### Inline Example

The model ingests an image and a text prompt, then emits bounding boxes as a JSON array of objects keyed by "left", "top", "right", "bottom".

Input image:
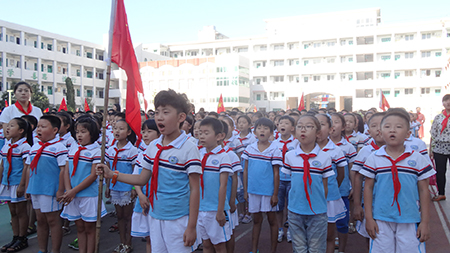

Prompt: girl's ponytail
[{"left": 13, "top": 117, "right": 33, "bottom": 146}]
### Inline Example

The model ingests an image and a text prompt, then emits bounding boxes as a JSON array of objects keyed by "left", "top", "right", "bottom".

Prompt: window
[
  {"left": 313, "top": 43, "right": 321, "bottom": 48},
  {"left": 86, "top": 52, "right": 93, "bottom": 59},
  {"left": 395, "top": 72, "right": 400, "bottom": 79},
  {"left": 395, "top": 90, "right": 400, "bottom": 97},
  {"left": 274, "top": 60, "right": 284, "bottom": 67},
  {"left": 422, "top": 70, "right": 431, "bottom": 76},
  {"left": 405, "top": 35, "right": 414, "bottom": 41},
  {"left": 98, "top": 89, "right": 104, "bottom": 98},
  {"left": 86, "top": 71, "right": 93, "bottom": 78},
  {"left": 47, "top": 86, "right": 53, "bottom": 95},
  {"left": 348, "top": 40, "right": 353, "bottom": 45},
  {"left": 63, "top": 88, "right": 67, "bottom": 95},
  {"left": 327, "top": 42, "right": 335, "bottom": 47},
  {"left": 349, "top": 74, "right": 353, "bottom": 81},
  {"left": 47, "top": 65, "right": 52, "bottom": 73},
  {"left": 381, "top": 38, "right": 391, "bottom": 42},
  {"left": 356, "top": 89, "right": 373, "bottom": 98},
  {"left": 380, "top": 73, "right": 390, "bottom": 78},
  {"left": 304, "top": 44, "right": 309, "bottom": 49},
  {"left": 327, "top": 58, "right": 335, "bottom": 63},
  {"left": 436, "top": 71, "right": 441, "bottom": 77},
  {"left": 382, "top": 90, "right": 391, "bottom": 96},
  {"left": 405, "top": 70, "right": 413, "bottom": 77},
  {"left": 422, "top": 33, "right": 431, "bottom": 40},
  {"left": 47, "top": 44, "right": 52, "bottom": 51},
  {"left": 77, "top": 89, "right": 80, "bottom": 97},
  {"left": 304, "top": 77, "right": 308, "bottom": 83},
  {"left": 313, "top": 76, "right": 320, "bottom": 81},
  {"left": 436, "top": 52, "right": 442, "bottom": 57},
  {"left": 273, "top": 76, "right": 284, "bottom": 82},
  {"left": 238, "top": 97, "right": 250, "bottom": 103},
  {"left": 327, "top": 75, "right": 334, "bottom": 81},
  {"left": 405, "top": 88, "right": 413, "bottom": 95},
  {"left": 348, "top": 57, "right": 353, "bottom": 62},
  {"left": 421, "top": 51, "right": 431, "bottom": 58},
  {"left": 260, "top": 45, "right": 267, "bottom": 51},
  {"left": 238, "top": 48, "right": 248, "bottom": 53},
  {"left": 304, "top": 60, "right": 309, "bottom": 66},
  {"left": 86, "top": 89, "right": 93, "bottom": 98},
  {"left": 256, "top": 94, "right": 261, "bottom": 101},
  {"left": 405, "top": 52, "right": 414, "bottom": 59},
  {"left": 76, "top": 69, "right": 80, "bottom": 76},
  {"left": 436, "top": 89, "right": 441, "bottom": 95},
  {"left": 421, "top": 88, "right": 430, "bottom": 94},
  {"left": 274, "top": 45, "right": 284, "bottom": 50},
  {"left": 340, "top": 40, "right": 346, "bottom": 46},
  {"left": 395, "top": 55, "right": 400, "bottom": 61},
  {"left": 381, "top": 55, "right": 391, "bottom": 61}
]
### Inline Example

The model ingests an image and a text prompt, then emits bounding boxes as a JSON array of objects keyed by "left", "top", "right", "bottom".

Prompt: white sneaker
[
  {"left": 277, "top": 229, "right": 284, "bottom": 242},
  {"left": 286, "top": 229, "right": 292, "bottom": 243}
]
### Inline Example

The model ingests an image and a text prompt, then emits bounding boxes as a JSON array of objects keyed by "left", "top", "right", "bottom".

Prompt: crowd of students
[{"left": 0, "top": 84, "right": 440, "bottom": 253}]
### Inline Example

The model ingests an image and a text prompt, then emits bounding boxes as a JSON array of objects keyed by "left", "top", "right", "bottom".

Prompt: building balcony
[{"left": 109, "top": 89, "right": 121, "bottom": 98}]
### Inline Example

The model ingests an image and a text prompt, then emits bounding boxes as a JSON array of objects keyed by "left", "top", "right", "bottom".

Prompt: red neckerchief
[
  {"left": 6, "top": 143, "right": 19, "bottom": 186},
  {"left": 238, "top": 136, "right": 248, "bottom": 144},
  {"left": 112, "top": 147, "right": 126, "bottom": 171},
  {"left": 30, "top": 140, "right": 59, "bottom": 174},
  {"left": 223, "top": 140, "right": 230, "bottom": 146},
  {"left": 322, "top": 148, "right": 330, "bottom": 152},
  {"left": 441, "top": 110, "right": 450, "bottom": 134},
  {"left": 299, "top": 153, "right": 317, "bottom": 214},
  {"left": 345, "top": 133, "right": 354, "bottom": 143},
  {"left": 275, "top": 132, "right": 280, "bottom": 140},
  {"left": 111, "top": 139, "right": 117, "bottom": 146},
  {"left": 383, "top": 152, "right": 412, "bottom": 215},
  {"left": 149, "top": 144, "right": 174, "bottom": 208},
  {"left": 370, "top": 141, "right": 380, "bottom": 150},
  {"left": 15, "top": 102, "right": 32, "bottom": 115},
  {"left": 200, "top": 148, "right": 225, "bottom": 198},
  {"left": 72, "top": 146, "right": 87, "bottom": 177},
  {"left": 280, "top": 139, "right": 293, "bottom": 162}
]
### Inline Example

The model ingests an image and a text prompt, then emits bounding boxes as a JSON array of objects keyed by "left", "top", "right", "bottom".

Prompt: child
[
  {"left": 0, "top": 118, "right": 32, "bottom": 252},
  {"left": 315, "top": 114, "right": 348, "bottom": 253},
  {"left": 56, "top": 111, "right": 76, "bottom": 149},
  {"left": 197, "top": 118, "right": 233, "bottom": 253},
  {"left": 361, "top": 110, "right": 434, "bottom": 252},
  {"left": 242, "top": 118, "right": 282, "bottom": 253},
  {"left": 344, "top": 113, "right": 365, "bottom": 152},
  {"left": 192, "top": 120, "right": 201, "bottom": 146},
  {"left": 221, "top": 116, "right": 241, "bottom": 153},
  {"left": 131, "top": 119, "right": 160, "bottom": 253},
  {"left": 105, "top": 119, "right": 138, "bottom": 253},
  {"left": 97, "top": 89, "right": 201, "bottom": 253},
  {"left": 60, "top": 115, "right": 107, "bottom": 253},
  {"left": 272, "top": 115, "right": 299, "bottom": 243},
  {"left": 26, "top": 115, "right": 68, "bottom": 253},
  {"left": 182, "top": 114, "right": 195, "bottom": 142},
  {"left": 282, "top": 115, "right": 334, "bottom": 253}
]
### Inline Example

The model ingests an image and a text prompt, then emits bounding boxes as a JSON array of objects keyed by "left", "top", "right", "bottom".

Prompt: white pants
[{"left": 370, "top": 220, "right": 426, "bottom": 253}]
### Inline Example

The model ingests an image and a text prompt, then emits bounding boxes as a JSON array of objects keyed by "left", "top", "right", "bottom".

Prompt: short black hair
[
  {"left": 254, "top": 118, "right": 274, "bottom": 132},
  {"left": 220, "top": 120, "right": 229, "bottom": 135},
  {"left": 443, "top": 94, "right": 450, "bottom": 102},
  {"left": 383, "top": 108, "right": 410, "bottom": 128},
  {"left": 142, "top": 119, "right": 160, "bottom": 134},
  {"left": 208, "top": 112, "right": 219, "bottom": 118},
  {"left": 200, "top": 117, "right": 223, "bottom": 135},
  {"left": 154, "top": 89, "right": 190, "bottom": 115},
  {"left": 21, "top": 115, "right": 38, "bottom": 131},
  {"left": 56, "top": 111, "right": 75, "bottom": 138},
  {"left": 75, "top": 115, "right": 100, "bottom": 144},
  {"left": 40, "top": 115, "right": 61, "bottom": 131},
  {"left": 279, "top": 115, "right": 295, "bottom": 126},
  {"left": 368, "top": 112, "right": 386, "bottom": 125},
  {"left": 253, "top": 111, "right": 263, "bottom": 119},
  {"left": 12, "top": 117, "right": 33, "bottom": 146},
  {"left": 229, "top": 111, "right": 237, "bottom": 117},
  {"left": 115, "top": 112, "right": 125, "bottom": 120}
]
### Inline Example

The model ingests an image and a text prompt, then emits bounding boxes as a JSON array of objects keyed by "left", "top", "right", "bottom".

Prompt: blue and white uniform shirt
[
  {"left": 224, "top": 134, "right": 241, "bottom": 152},
  {"left": 138, "top": 141, "right": 148, "bottom": 154},
  {"left": 0, "top": 129, "right": 5, "bottom": 149},
  {"left": 225, "top": 148, "right": 242, "bottom": 203},
  {"left": 282, "top": 144, "right": 334, "bottom": 215},
  {"left": 241, "top": 141, "right": 283, "bottom": 196},
  {"left": 68, "top": 143, "right": 101, "bottom": 197},
  {"left": 60, "top": 132, "right": 77, "bottom": 149},
  {"left": 140, "top": 131, "right": 202, "bottom": 220},
  {"left": 322, "top": 140, "right": 347, "bottom": 201},
  {"left": 106, "top": 141, "right": 138, "bottom": 192},
  {"left": 360, "top": 146, "right": 434, "bottom": 223},
  {"left": 345, "top": 131, "right": 365, "bottom": 150},
  {"left": 25, "top": 137, "right": 68, "bottom": 196},
  {"left": 357, "top": 131, "right": 371, "bottom": 145},
  {"left": 133, "top": 152, "right": 151, "bottom": 214},
  {"left": 352, "top": 143, "right": 381, "bottom": 172},
  {"left": 235, "top": 132, "right": 257, "bottom": 154},
  {"left": 0, "top": 138, "right": 30, "bottom": 186},
  {"left": 405, "top": 135, "right": 431, "bottom": 164},
  {"left": 335, "top": 137, "right": 357, "bottom": 197},
  {"left": 199, "top": 146, "right": 232, "bottom": 212},
  {"left": 273, "top": 135, "right": 299, "bottom": 181}
]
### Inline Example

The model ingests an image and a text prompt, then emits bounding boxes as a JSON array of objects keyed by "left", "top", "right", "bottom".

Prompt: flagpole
[{"left": 95, "top": 0, "right": 116, "bottom": 252}]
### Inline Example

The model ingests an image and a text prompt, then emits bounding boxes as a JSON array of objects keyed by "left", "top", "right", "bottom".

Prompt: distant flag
[
  {"left": 217, "top": 94, "right": 225, "bottom": 113},
  {"left": 58, "top": 97, "right": 67, "bottom": 112},
  {"left": 84, "top": 98, "right": 90, "bottom": 112},
  {"left": 298, "top": 92, "right": 305, "bottom": 111},
  {"left": 4, "top": 100, "right": 8, "bottom": 107},
  {"left": 379, "top": 90, "right": 390, "bottom": 112},
  {"left": 287, "top": 104, "right": 291, "bottom": 110},
  {"left": 321, "top": 94, "right": 329, "bottom": 108},
  {"left": 43, "top": 108, "right": 49, "bottom": 113},
  {"left": 253, "top": 105, "right": 257, "bottom": 112}
]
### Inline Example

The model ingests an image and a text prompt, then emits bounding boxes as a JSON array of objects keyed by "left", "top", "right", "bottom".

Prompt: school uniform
[
  {"left": 345, "top": 131, "right": 366, "bottom": 151},
  {"left": 234, "top": 132, "right": 257, "bottom": 154},
  {"left": 321, "top": 140, "right": 348, "bottom": 223},
  {"left": 105, "top": 141, "right": 138, "bottom": 206},
  {"left": 131, "top": 153, "right": 151, "bottom": 238},
  {"left": 0, "top": 103, "right": 42, "bottom": 125},
  {"left": 0, "top": 138, "right": 30, "bottom": 202},
  {"left": 26, "top": 137, "right": 68, "bottom": 213},
  {"left": 61, "top": 143, "right": 107, "bottom": 222},
  {"left": 360, "top": 146, "right": 434, "bottom": 253},
  {"left": 405, "top": 135, "right": 431, "bottom": 163},
  {"left": 225, "top": 148, "right": 242, "bottom": 230},
  {"left": 59, "top": 132, "right": 77, "bottom": 149},
  {"left": 242, "top": 141, "right": 283, "bottom": 213},
  {"left": 0, "top": 129, "right": 5, "bottom": 150},
  {"left": 138, "top": 141, "right": 148, "bottom": 154},
  {"left": 223, "top": 134, "right": 241, "bottom": 153},
  {"left": 198, "top": 146, "right": 233, "bottom": 245},
  {"left": 140, "top": 131, "right": 202, "bottom": 253}
]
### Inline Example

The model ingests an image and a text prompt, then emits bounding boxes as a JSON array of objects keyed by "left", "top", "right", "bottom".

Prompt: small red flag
[
  {"left": 298, "top": 92, "right": 305, "bottom": 111},
  {"left": 84, "top": 98, "right": 90, "bottom": 112},
  {"left": 379, "top": 91, "right": 390, "bottom": 112},
  {"left": 253, "top": 105, "right": 257, "bottom": 112},
  {"left": 217, "top": 94, "right": 225, "bottom": 113},
  {"left": 43, "top": 108, "right": 49, "bottom": 113},
  {"left": 58, "top": 98, "right": 67, "bottom": 112},
  {"left": 4, "top": 100, "right": 8, "bottom": 107}
]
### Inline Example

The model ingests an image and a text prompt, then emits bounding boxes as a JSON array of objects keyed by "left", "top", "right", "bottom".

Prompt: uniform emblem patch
[
  {"left": 410, "top": 145, "right": 418, "bottom": 150},
  {"left": 49, "top": 147, "right": 56, "bottom": 151},
  {"left": 13, "top": 148, "right": 20, "bottom": 153},
  {"left": 289, "top": 147, "right": 294, "bottom": 151},
  {"left": 121, "top": 155, "right": 127, "bottom": 159},
  {"left": 312, "top": 161, "right": 322, "bottom": 167},
  {"left": 212, "top": 159, "right": 219, "bottom": 165},
  {"left": 169, "top": 156, "right": 178, "bottom": 164},
  {"left": 229, "top": 143, "right": 235, "bottom": 147},
  {"left": 408, "top": 160, "right": 417, "bottom": 167},
  {"left": 85, "top": 152, "right": 91, "bottom": 156}
]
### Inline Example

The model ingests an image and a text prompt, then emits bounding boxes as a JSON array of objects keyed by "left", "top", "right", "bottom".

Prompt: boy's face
[
  {"left": 443, "top": 99, "right": 450, "bottom": 111},
  {"left": 344, "top": 115, "right": 355, "bottom": 133},
  {"left": 278, "top": 119, "right": 294, "bottom": 136},
  {"left": 155, "top": 105, "right": 186, "bottom": 136},
  {"left": 381, "top": 116, "right": 410, "bottom": 148},
  {"left": 76, "top": 125, "right": 92, "bottom": 146},
  {"left": 255, "top": 124, "right": 272, "bottom": 142},
  {"left": 367, "top": 116, "right": 384, "bottom": 145},
  {"left": 36, "top": 119, "right": 58, "bottom": 142},
  {"left": 198, "top": 124, "right": 220, "bottom": 149}
]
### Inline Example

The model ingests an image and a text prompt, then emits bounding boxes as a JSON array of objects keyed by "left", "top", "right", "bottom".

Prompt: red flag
[
  {"left": 84, "top": 98, "right": 90, "bottom": 112},
  {"left": 58, "top": 98, "right": 67, "bottom": 112},
  {"left": 379, "top": 91, "right": 390, "bottom": 112},
  {"left": 4, "top": 100, "right": 8, "bottom": 107},
  {"left": 43, "top": 108, "right": 49, "bottom": 113},
  {"left": 217, "top": 94, "right": 225, "bottom": 113},
  {"left": 111, "top": 0, "right": 143, "bottom": 140},
  {"left": 253, "top": 105, "right": 257, "bottom": 112},
  {"left": 298, "top": 92, "right": 305, "bottom": 111}
]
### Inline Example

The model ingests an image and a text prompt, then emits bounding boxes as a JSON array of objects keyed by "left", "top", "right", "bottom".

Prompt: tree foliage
[
  {"left": 65, "top": 77, "right": 75, "bottom": 112},
  {"left": 0, "top": 82, "right": 50, "bottom": 111}
]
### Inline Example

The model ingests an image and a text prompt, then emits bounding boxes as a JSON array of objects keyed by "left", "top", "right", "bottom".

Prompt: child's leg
[
  {"left": 45, "top": 211, "right": 63, "bottom": 253},
  {"left": 8, "top": 202, "right": 20, "bottom": 236},
  {"left": 326, "top": 223, "right": 336, "bottom": 253},
  {"left": 251, "top": 212, "right": 263, "bottom": 253},
  {"left": 266, "top": 212, "right": 278, "bottom": 253},
  {"left": 16, "top": 201, "right": 29, "bottom": 237},
  {"left": 145, "top": 236, "right": 151, "bottom": 253},
  {"left": 288, "top": 211, "right": 307, "bottom": 252},
  {"left": 202, "top": 239, "right": 214, "bottom": 253},
  {"left": 115, "top": 204, "right": 126, "bottom": 244},
  {"left": 84, "top": 221, "right": 96, "bottom": 253},
  {"left": 305, "top": 213, "right": 327, "bottom": 253},
  {"left": 35, "top": 209, "right": 49, "bottom": 252},
  {"left": 226, "top": 229, "right": 235, "bottom": 253},
  {"left": 337, "top": 196, "right": 350, "bottom": 252},
  {"left": 122, "top": 203, "right": 134, "bottom": 247},
  {"left": 75, "top": 220, "right": 87, "bottom": 253},
  {"left": 212, "top": 241, "right": 227, "bottom": 253},
  {"left": 27, "top": 201, "right": 37, "bottom": 231}
]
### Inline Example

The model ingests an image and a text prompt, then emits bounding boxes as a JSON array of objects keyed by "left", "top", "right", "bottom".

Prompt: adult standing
[
  {"left": 0, "top": 81, "right": 43, "bottom": 130},
  {"left": 417, "top": 107, "right": 425, "bottom": 139},
  {"left": 430, "top": 94, "right": 450, "bottom": 201}
]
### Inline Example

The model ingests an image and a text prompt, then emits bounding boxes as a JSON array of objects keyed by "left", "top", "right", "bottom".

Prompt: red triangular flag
[
  {"left": 217, "top": 94, "right": 225, "bottom": 113},
  {"left": 298, "top": 92, "right": 305, "bottom": 111},
  {"left": 253, "top": 105, "right": 257, "bottom": 112},
  {"left": 4, "top": 100, "right": 8, "bottom": 107},
  {"left": 58, "top": 98, "right": 67, "bottom": 112},
  {"left": 43, "top": 108, "right": 49, "bottom": 113},
  {"left": 84, "top": 98, "right": 90, "bottom": 112},
  {"left": 111, "top": 0, "right": 142, "bottom": 141},
  {"left": 379, "top": 91, "right": 390, "bottom": 112}
]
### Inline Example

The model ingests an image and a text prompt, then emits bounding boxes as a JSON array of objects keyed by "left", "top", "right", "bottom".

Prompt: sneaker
[
  {"left": 286, "top": 229, "right": 292, "bottom": 243},
  {"left": 348, "top": 223, "right": 356, "bottom": 234},
  {"left": 238, "top": 213, "right": 244, "bottom": 222},
  {"left": 242, "top": 215, "right": 252, "bottom": 224},
  {"left": 277, "top": 229, "right": 284, "bottom": 242},
  {"left": 68, "top": 238, "right": 79, "bottom": 250}
]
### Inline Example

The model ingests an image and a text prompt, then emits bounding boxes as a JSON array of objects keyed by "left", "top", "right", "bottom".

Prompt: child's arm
[
  {"left": 352, "top": 173, "right": 364, "bottom": 221},
  {"left": 96, "top": 163, "right": 151, "bottom": 186},
  {"left": 271, "top": 164, "right": 280, "bottom": 207},
  {"left": 62, "top": 163, "right": 98, "bottom": 204},
  {"left": 417, "top": 178, "right": 431, "bottom": 242},
  {"left": 63, "top": 162, "right": 71, "bottom": 191},
  {"left": 17, "top": 159, "right": 28, "bottom": 197},
  {"left": 243, "top": 160, "right": 249, "bottom": 201},
  {"left": 184, "top": 173, "right": 200, "bottom": 247},
  {"left": 364, "top": 177, "right": 378, "bottom": 239},
  {"left": 135, "top": 185, "right": 150, "bottom": 215},
  {"left": 337, "top": 166, "right": 345, "bottom": 186},
  {"left": 0, "top": 160, "right": 3, "bottom": 184},
  {"left": 216, "top": 172, "right": 229, "bottom": 227},
  {"left": 322, "top": 177, "right": 328, "bottom": 199},
  {"left": 229, "top": 173, "right": 238, "bottom": 213},
  {"left": 57, "top": 165, "right": 66, "bottom": 201}
]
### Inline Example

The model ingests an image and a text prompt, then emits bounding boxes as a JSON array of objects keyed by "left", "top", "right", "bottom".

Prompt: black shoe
[{"left": 1, "top": 237, "right": 18, "bottom": 252}]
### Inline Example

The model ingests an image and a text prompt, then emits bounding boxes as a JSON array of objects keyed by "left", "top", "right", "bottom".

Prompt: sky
[{"left": 1, "top": 0, "right": 450, "bottom": 46}]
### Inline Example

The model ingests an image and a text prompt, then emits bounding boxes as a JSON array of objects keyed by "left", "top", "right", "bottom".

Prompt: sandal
[
  {"left": 62, "top": 226, "right": 71, "bottom": 236},
  {"left": 113, "top": 244, "right": 124, "bottom": 253},
  {"left": 109, "top": 223, "right": 119, "bottom": 232},
  {"left": 26, "top": 226, "right": 36, "bottom": 236},
  {"left": 7, "top": 237, "right": 28, "bottom": 252},
  {"left": 120, "top": 245, "right": 132, "bottom": 253},
  {"left": 1, "top": 237, "right": 18, "bottom": 252}
]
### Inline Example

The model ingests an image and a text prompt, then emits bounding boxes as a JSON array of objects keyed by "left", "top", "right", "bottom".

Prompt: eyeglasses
[{"left": 297, "top": 125, "right": 315, "bottom": 131}]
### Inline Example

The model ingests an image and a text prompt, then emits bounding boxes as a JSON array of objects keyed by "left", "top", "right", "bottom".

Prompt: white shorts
[
  {"left": 248, "top": 193, "right": 278, "bottom": 213},
  {"left": 369, "top": 220, "right": 425, "bottom": 253},
  {"left": 197, "top": 211, "right": 233, "bottom": 245},
  {"left": 356, "top": 218, "right": 370, "bottom": 238},
  {"left": 148, "top": 215, "right": 200, "bottom": 253},
  {"left": 229, "top": 210, "right": 239, "bottom": 230},
  {"left": 60, "top": 197, "right": 107, "bottom": 222},
  {"left": 31, "top": 194, "right": 62, "bottom": 213},
  {"left": 326, "top": 198, "right": 347, "bottom": 223},
  {"left": 110, "top": 190, "right": 134, "bottom": 206},
  {"left": 0, "top": 184, "right": 26, "bottom": 203},
  {"left": 131, "top": 212, "right": 150, "bottom": 238}
]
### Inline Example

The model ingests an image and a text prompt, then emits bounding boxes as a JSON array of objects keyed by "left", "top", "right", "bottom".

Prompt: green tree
[
  {"left": 0, "top": 83, "right": 49, "bottom": 111},
  {"left": 65, "top": 77, "right": 75, "bottom": 112}
]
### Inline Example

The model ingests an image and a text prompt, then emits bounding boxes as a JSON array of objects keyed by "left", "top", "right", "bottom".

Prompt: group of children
[{"left": 0, "top": 88, "right": 435, "bottom": 253}]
